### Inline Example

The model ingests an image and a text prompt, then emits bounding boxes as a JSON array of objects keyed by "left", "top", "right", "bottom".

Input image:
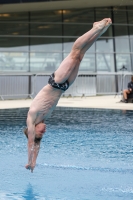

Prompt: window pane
[
  {"left": 114, "top": 26, "right": 128, "bottom": 37},
  {"left": 113, "top": 7, "right": 128, "bottom": 37},
  {"left": 30, "top": 38, "right": 62, "bottom": 52},
  {"left": 96, "top": 38, "right": 114, "bottom": 53},
  {"left": 128, "top": 26, "right": 133, "bottom": 36},
  {"left": 96, "top": 53, "right": 115, "bottom": 72},
  {"left": 127, "top": 6, "right": 133, "bottom": 10},
  {"left": 80, "top": 53, "right": 95, "bottom": 71},
  {"left": 63, "top": 9, "right": 94, "bottom": 37},
  {"left": 116, "top": 54, "right": 131, "bottom": 71},
  {"left": 0, "top": 22, "right": 29, "bottom": 35},
  {"left": 63, "top": 38, "right": 75, "bottom": 52},
  {"left": 0, "top": 52, "right": 29, "bottom": 72},
  {"left": 64, "top": 24, "right": 92, "bottom": 37},
  {"left": 95, "top": 7, "right": 112, "bottom": 20},
  {"left": 30, "top": 52, "right": 62, "bottom": 72},
  {"left": 63, "top": 9, "right": 94, "bottom": 23},
  {"left": 131, "top": 53, "right": 133, "bottom": 71},
  {"left": 95, "top": 8, "right": 112, "bottom": 37},
  {"left": 130, "top": 39, "right": 133, "bottom": 52},
  {"left": 30, "top": 10, "right": 62, "bottom": 22},
  {"left": 115, "top": 37, "right": 130, "bottom": 53},
  {"left": 30, "top": 10, "right": 62, "bottom": 36},
  {"left": 30, "top": 23, "right": 62, "bottom": 36},
  {"left": 127, "top": 9, "right": 133, "bottom": 36},
  {"left": 0, "top": 37, "right": 29, "bottom": 51},
  {"left": 0, "top": 12, "right": 28, "bottom": 21},
  {"left": 113, "top": 7, "right": 127, "bottom": 23}
]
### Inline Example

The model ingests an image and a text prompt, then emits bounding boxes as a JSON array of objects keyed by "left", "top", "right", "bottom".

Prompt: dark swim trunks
[{"left": 48, "top": 73, "right": 69, "bottom": 91}]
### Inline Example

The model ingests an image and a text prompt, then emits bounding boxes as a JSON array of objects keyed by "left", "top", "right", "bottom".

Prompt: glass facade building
[{"left": 0, "top": 6, "right": 133, "bottom": 73}]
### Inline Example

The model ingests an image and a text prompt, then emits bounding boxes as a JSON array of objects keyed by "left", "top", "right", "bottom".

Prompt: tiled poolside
[{"left": 0, "top": 95, "right": 132, "bottom": 110}]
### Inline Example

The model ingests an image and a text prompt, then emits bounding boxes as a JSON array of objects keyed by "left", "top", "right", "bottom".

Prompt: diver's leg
[
  {"left": 123, "top": 89, "right": 130, "bottom": 102},
  {"left": 54, "top": 18, "right": 112, "bottom": 84}
]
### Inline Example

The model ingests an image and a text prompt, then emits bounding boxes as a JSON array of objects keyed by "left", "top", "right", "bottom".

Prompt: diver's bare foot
[{"left": 93, "top": 18, "right": 112, "bottom": 36}]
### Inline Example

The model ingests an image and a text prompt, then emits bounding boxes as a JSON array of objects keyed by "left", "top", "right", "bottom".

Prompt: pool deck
[{"left": 0, "top": 95, "right": 133, "bottom": 110}]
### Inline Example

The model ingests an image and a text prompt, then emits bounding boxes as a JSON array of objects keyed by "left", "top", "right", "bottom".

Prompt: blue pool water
[{"left": 0, "top": 108, "right": 133, "bottom": 200}]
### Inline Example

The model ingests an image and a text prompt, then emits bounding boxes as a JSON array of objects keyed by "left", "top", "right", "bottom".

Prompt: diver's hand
[{"left": 25, "top": 163, "right": 35, "bottom": 173}]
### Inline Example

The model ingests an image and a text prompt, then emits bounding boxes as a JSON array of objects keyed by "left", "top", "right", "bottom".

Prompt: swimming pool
[{"left": 0, "top": 108, "right": 133, "bottom": 200}]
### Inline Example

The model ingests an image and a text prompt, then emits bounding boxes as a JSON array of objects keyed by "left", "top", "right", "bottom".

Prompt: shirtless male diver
[{"left": 24, "top": 18, "right": 112, "bottom": 172}]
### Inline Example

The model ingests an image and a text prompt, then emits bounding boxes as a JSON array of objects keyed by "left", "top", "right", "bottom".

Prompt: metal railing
[
  {"left": 0, "top": 72, "right": 36, "bottom": 100},
  {"left": 63, "top": 72, "right": 133, "bottom": 97},
  {"left": 0, "top": 72, "right": 133, "bottom": 100}
]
